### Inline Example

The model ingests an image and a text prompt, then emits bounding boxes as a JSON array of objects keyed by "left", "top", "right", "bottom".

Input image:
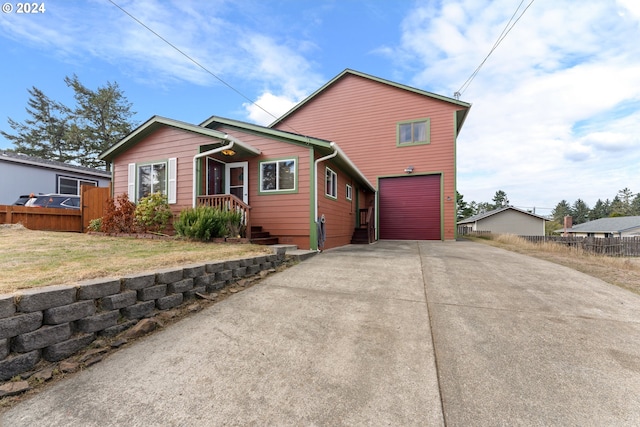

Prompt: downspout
[
  {"left": 314, "top": 142, "right": 338, "bottom": 222},
  {"left": 309, "top": 142, "right": 339, "bottom": 250},
  {"left": 192, "top": 136, "right": 235, "bottom": 207}
]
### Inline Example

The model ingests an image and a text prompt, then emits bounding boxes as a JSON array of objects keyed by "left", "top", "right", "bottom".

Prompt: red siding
[
  {"left": 379, "top": 175, "right": 441, "bottom": 240},
  {"left": 275, "top": 73, "right": 463, "bottom": 240}
]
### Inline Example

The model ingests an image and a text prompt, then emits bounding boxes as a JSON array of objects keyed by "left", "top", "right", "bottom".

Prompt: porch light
[{"left": 221, "top": 149, "right": 236, "bottom": 156}]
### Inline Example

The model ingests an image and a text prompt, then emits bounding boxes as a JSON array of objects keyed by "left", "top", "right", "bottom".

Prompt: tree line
[
  {"left": 457, "top": 187, "right": 640, "bottom": 225},
  {"left": 1, "top": 75, "right": 136, "bottom": 169}
]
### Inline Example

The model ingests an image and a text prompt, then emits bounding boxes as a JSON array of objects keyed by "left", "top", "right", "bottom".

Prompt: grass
[
  {"left": 0, "top": 225, "right": 273, "bottom": 293},
  {"left": 468, "top": 233, "right": 640, "bottom": 296}
]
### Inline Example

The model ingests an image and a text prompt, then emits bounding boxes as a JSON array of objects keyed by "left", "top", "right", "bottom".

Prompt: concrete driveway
[{"left": 2, "top": 240, "right": 640, "bottom": 426}]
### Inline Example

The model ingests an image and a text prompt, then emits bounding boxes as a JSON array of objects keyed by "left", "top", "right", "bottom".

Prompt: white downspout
[
  {"left": 192, "top": 136, "right": 235, "bottom": 207},
  {"left": 313, "top": 142, "right": 338, "bottom": 248}
]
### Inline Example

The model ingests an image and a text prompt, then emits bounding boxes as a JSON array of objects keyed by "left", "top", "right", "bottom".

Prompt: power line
[
  {"left": 107, "top": 0, "right": 282, "bottom": 124},
  {"left": 454, "top": 0, "right": 536, "bottom": 99}
]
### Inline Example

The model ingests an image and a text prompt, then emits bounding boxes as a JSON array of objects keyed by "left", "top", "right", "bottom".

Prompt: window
[
  {"left": 260, "top": 159, "right": 296, "bottom": 192},
  {"left": 128, "top": 159, "right": 176, "bottom": 203},
  {"left": 57, "top": 176, "right": 98, "bottom": 195},
  {"left": 397, "top": 118, "right": 430, "bottom": 145},
  {"left": 346, "top": 184, "right": 353, "bottom": 201},
  {"left": 325, "top": 167, "right": 337, "bottom": 199}
]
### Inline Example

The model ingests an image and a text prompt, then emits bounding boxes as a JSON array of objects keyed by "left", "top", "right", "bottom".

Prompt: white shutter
[
  {"left": 168, "top": 158, "right": 177, "bottom": 204},
  {"left": 127, "top": 163, "right": 136, "bottom": 201}
]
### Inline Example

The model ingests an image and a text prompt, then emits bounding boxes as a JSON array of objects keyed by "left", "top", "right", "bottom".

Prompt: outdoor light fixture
[
  {"left": 221, "top": 149, "right": 236, "bottom": 156},
  {"left": 404, "top": 166, "right": 414, "bottom": 174}
]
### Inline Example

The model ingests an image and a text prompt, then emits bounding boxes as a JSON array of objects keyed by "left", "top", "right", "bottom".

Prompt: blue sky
[{"left": 1, "top": 0, "right": 639, "bottom": 215}]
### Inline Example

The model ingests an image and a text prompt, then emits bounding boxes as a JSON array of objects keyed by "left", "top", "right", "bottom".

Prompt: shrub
[
  {"left": 174, "top": 206, "right": 244, "bottom": 241},
  {"left": 102, "top": 193, "right": 137, "bottom": 234},
  {"left": 87, "top": 217, "right": 102, "bottom": 232},
  {"left": 134, "top": 193, "right": 172, "bottom": 233}
]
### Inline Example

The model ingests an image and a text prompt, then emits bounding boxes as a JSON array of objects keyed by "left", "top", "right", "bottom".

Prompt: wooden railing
[
  {"left": 358, "top": 204, "right": 375, "bottom": 244},
  {"left": 196, "top": 194, "right": 252, "bottom": 240}
]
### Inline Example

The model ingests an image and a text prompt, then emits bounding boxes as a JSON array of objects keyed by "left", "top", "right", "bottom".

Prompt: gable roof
[
  {"left": 0, "top": 150, "right": 111, "bottom": 178},
  {"left": 458, "top": 206, "right": 548, "bottom": 224},
  {"left": 99, "top": 115, "right": 261, "bottom": 162},
  {"left": 202, "top": 116, "right": 375, "bottom": 191},
  {"left": 565, "top": 216, "right": 640, "bottom": 233},
  {"left": 269, "top": 69, "right": 472, "bottom": 132}
]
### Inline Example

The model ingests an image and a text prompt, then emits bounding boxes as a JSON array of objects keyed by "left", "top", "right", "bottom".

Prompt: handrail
[
  {"left": 196, "top": 194, "right": 252, "bottom": 240},
  {"left": 366, "top": 204, "right": 374, "bottom": 243}
]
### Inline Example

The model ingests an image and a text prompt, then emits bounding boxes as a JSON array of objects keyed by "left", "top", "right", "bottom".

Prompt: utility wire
[
  {"left": 454, "top": 0, "right": 535, "bottom": 99},
  {"left": 107, "top": 0, "right": 282, "bottom": 124}
]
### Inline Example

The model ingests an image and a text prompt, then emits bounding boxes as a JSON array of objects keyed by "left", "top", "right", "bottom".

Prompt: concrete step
[{"left": 270, "top": 244, "right": 318, "bottom": 262}]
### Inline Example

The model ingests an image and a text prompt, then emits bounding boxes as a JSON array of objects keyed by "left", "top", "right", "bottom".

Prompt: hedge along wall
[{"left": 0, "top": 251, "right": 286, "bottom": 381}]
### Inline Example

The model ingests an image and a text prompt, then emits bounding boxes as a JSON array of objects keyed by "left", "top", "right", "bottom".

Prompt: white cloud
[
  {"left": 388, "top": 0, "right": 640, "bottom": 210},
  {"left": 244, "top": 92, "right": 297, "bottom": 125}
]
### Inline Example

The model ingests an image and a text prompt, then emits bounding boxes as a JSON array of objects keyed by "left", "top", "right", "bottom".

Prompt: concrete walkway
[{"left": 2, "top": 240, "right": 640, "bottom": 426}]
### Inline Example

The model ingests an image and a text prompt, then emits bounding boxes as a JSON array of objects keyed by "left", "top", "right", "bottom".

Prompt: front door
[
  {"left": 225, "top": 162, "right": 248, "bottom": 204},
  {"left": 206, "top": 157, "right": 224, "bottom": 195}
]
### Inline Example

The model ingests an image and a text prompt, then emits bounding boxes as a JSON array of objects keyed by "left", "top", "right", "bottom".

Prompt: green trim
[
  {"left": 376, "top": 171, "right": 445, "bottom": 240},
  {"left": 453, "top": 110, "right": 459, "bottom": 240},
  {"left": 201, "top": 116, "right": 333, "bottom": 149},
  {"left": 257, "top": 156, "right": 299, "bottom": 195},
  {"left": 324, "top": 166, "right": 338, "bottom": 200},
  {"left": 355, "top": 189, "right": 360, "bottom": 227},
  {"left": 309, "top": 148, "right": 317, "bottom": 251},
  {"left": 396, "top": 118, "right": 431, "bottom": 147},
  {"left": 271, "top": 69, "right": 471, "bottom": 127}
]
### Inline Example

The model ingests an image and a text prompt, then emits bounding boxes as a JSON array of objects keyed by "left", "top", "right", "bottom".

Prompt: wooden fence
[
  {"left": 520, "top": 235, "right": 640, "bottom": 257},
  {"left": 0, "top": 186, "right": 110, "bottom": 233}
]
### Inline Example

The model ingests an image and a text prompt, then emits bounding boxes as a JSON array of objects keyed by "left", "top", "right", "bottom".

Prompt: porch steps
[
  {"left": 350, "top": 228, "right": 370, "bottom": 244},
  {"left": 270, "top": 244, "right": 318, "bottom": 262},
  {"left": 250, "top": 226, "right": 279, "bottom": 245}
]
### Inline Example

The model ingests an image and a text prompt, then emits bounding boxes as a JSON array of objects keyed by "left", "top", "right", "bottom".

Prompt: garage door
[{"left": 379, "top": 175, "right": 441, "bottom": 240}]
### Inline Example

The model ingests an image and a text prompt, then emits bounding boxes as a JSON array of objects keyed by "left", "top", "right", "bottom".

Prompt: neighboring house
[
  {"left": 100, "top": 69, "right": 471, "bottom": 250},
  {"left": 559, "top": 216, "right": 640, "bottom": 238},
  {"left": 0, "top": 150, "right": 112, "bottom": 205},
  {"left": 458, "top": 206, "right": 547, "bottom": 236}
]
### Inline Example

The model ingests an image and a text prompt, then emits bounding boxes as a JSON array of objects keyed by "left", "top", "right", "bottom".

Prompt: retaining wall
[{"left": 0, "top": 251, "right": 285, "bottom": 381}]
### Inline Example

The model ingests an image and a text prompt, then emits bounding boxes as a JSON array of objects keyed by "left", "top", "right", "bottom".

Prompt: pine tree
[
  {"left": 571, "top": 199, "right": 590, "bottom": 224},
  {"left": 552, "top": 200, "right": 572, "bottom": 223},
  {"left": 64, "top": 75, "right": 136, "bottom": 168},
  {"left": 0, "top": 87, "right": 76, "bottom": 162}
]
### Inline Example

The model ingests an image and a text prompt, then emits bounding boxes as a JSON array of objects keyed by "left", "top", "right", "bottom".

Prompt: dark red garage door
[{"left": 379, "top": 175, "right": 441, "bottom": 240}]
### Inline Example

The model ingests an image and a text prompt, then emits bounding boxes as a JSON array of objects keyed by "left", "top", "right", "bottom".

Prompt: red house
[{"left": 100, "top": 69, "right": 471, "bottom": 250}]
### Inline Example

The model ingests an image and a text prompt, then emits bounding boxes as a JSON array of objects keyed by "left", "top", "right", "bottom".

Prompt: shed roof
[
  {"left": 269, "top": 68, "right": 472, "bottom": 132},
  {"left": 458, "top": 206, "right": 548, "bottom": 224},
  {"left": 563, "top": 216, "right": 640, "bottom": 233},
  {"left": 0, "top": 150, "right": 111, "bottom": 178}
]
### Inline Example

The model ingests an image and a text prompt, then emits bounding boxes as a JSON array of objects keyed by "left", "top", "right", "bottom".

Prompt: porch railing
[
  {"left": 196, "top": 194, "right": 251, "bottom": 240},
  {"left": 358, "top": 204, "right": 375, "bottom": 243}
]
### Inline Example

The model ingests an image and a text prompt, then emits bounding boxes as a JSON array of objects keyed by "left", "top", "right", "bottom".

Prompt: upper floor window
[
  {"left": 260, "top": 158, "right": 296, "bottom": 193},
  {"left": 397, "top": 118, "right": 430, "bottom": 146},
  {"left": 325, "top": 167, "right": 337, "bottom": 199}
]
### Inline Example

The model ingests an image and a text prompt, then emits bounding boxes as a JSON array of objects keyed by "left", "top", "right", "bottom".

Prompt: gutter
[{"left": 192, "top": 135, "right": 235, "bottom": 207}]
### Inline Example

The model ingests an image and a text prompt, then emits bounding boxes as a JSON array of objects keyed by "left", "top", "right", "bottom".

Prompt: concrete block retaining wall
[{"left": 0, "top": 252, "right": 285, "bottom": 381}]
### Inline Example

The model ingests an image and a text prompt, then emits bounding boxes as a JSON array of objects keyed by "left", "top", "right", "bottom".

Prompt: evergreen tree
[
  {"left": 1, "top": 76, "right": 136, "bottom": 169},
  {"left": 631, "top": 194, "right": 640, "bottom": 216},
  {"left": 590, "top": 199, "right": 611, "bottom": 220},
  {"left": 571, "top": 199, "right": 590, "bottom": 224},
  {"left": 64, "top": 75, "right": 136, "bottom": 168},
  {"left": 456, "top": 191, "right": 474, "bottom": 220},
  {"left": 552, "top": 200, "right": 572, "bottom": 223},
  {"left": 492, "top": 190, "right": 509, "bottom": 209},
  {"left": 0, "top": 87, "right": 76, "bottom": 162},
  {"left": 610, "top": 188, "right": 635, "bottom": 216}
]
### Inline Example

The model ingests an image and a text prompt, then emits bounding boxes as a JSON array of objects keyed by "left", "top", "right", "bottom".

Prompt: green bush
[
  {"left": 173, "top": 206, "right": 243, "bottom": 241},
  {"left": 135, "top": 193, "right": 172, "bottom": 233},
  {"left": 87, "top": 217, "right": 102, "bottom": 232}
]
